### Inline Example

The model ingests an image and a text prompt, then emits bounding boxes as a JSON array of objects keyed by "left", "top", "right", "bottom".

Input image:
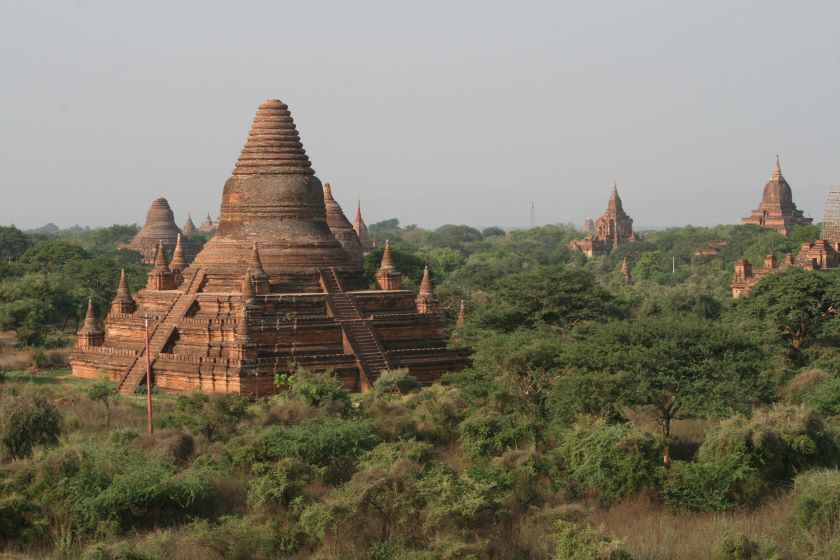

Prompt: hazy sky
[{"left": 1, "top": 1, "right": 839, "bottom": 231}]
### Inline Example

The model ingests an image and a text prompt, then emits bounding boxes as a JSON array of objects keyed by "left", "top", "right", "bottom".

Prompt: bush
[
  {"left": 662, "top": 455, "right": 761, "bottom": 511},
  {"left": 277, "top": 368, "right": 352, "bottom": 415},
  {"left": 165, "top": 392, "right": 250, "bottom": 441},
  {"left": 553, "top": 520, "right": 633, "bottom": 559},
  {"left": 714, "top": 532, "right": 780, "bottom": 560},
  {"left": 0, "top": 391, "right": 62, "bottom": 460},
  {"left": 458, "top": 409, "right": 532, "bottom": 458},
  {"left": 373, "top": 368, "right": 422, "bottom": 396},
  {"left": 699, "top": 405, "right": 840, "bottom": 487},
  {"left": 792, "top": 469, "right": 840, "bottom": 544},
  {"left": 239, "top": 418, "right": 381, "bottom": 482},
  {"left": 554, "top": 417, "right": 663, "bottom": 502}
]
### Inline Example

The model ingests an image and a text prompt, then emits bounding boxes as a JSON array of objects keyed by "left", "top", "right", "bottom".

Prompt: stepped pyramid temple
[
  {"left": 122, "top": 198, "right": 197, "bottom": 265},
  {"left": 568, "top": 183, "right": 640, "bottom": 257},
  {"left": 71, "top": 99, "right": 470, "bottom": 395},
  {"left": 742, "top": 155, "right": 812, "bottom": 236},
  {"left": 353, "top": 201, "right": 375, "bottom": 253},
  {"left": 732, "top": 182, "right": 840, "bottom": 298}
]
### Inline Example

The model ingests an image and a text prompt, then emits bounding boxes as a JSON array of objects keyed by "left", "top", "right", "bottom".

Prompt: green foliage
[
  {"left": 554, "top": 417, "right": 663, "bottom": 502},
  {"left": 699, "top": 405, "right": 840, "bottom": 489},
  {"left": 458, "top": 408, "right": 533, "bottom": 458},
  {"left": 791, "top": 469, "right": 840, "bottom": 557},
  {"left": 714, "top": 532, "right": 780, "bottom": 560},
  {"left": 165, "top": 392, "right": 249, "bottom": 441},
  {"left": 734, "top": 268, "right": 840, "bottom": 362},
  {"left": 474, "top": 266, "right": 624, "bottom": 332},
  {"left": 278, "top": 367, "right": 352, "bottom": 415},
  {"left": 240, "top": 418, "right": 380, "bottom": 481},
  {"left": 633, "top": 250, "right": 665, "bottom": 280},
  {"left": 565, "top": 315, "right": 767, "bottom": 447},
  {"left": 662, "top": 455, "right": 760, "bottom": 511},
  {"left": 553, "top": 520, "right": 634, "bottom": 559},
  {"left": 0, "top": 225, "right": 32, "bottom": 262},
  {"left": 373, "top": 368, "right": 422, "bottom": 396},
  {"left": 83, "top": 376, "right": 117, "bottom": 427},
  {"left": 0, "top": 391, "right": 61, "bottom": 460}
]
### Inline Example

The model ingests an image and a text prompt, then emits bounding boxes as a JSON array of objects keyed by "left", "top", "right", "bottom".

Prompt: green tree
[
  {"left": 734, "top": 268, "right": 839, "bottom": 364},
  {"left": 0, "top": 225, "right": 32, "bottom": 262},
  {"left": 565, "top": 315, "right": 766, "bottom": 464},
  {"left": 167, "top": 392, "right": 250, "bottom": 441},
  {"left": 475, "top": 266, "right": 624, "bottom": 332},
  {"left": 0, "top": 392, "right": 62, "bottom": 460},
  {"left": 83, "top": 376, "right": 117, "bottom": 427}
]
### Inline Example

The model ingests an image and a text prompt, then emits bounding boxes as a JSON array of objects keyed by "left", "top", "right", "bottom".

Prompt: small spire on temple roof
[
  {"left": 152, "top": 240, "right": 170, "bottom": 272},
  {"left": 379, "top": 239, "right": 395, "bottom": 271},
  {"left": 241, "top": 269, "right": 255, "bottom": 300},
  {"left": 80, "top": 298, "right": 102, "bottom": 335},
  {"left": 170, "top": 234, "right": 187, "bottom": 271},
  {"left": 456, "top": 299, "right": 466, "bottom": 326},
  {"left": 419, "top": 265, "right": 433, "bottom": 296},
  {"left": 248, "top": 242, "right": 266, "bottom": 274}
]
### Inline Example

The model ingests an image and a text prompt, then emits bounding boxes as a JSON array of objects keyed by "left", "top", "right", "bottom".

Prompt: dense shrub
[
  {"left": 238, "top": 418, "right": 380, "bottom": 482},
  {"left": 791, "top": 469, "right": 840, "bottom": 545},
  {"left": 714, "top": 532, "right": 780, "bottom": 560},
  {"left": 0, "top": 391, "right": 62, "bottom": 460},
  {"left": 458, "top": 409, "right": 533, "bottom": 458},
  {"left": 373, "top": 368, "right": 422, "bottom": 396},
  {"left": 553, "top": 520, "right": 633, "bottom": 559},
  {"left": 276, "top": 368, "right": 352, "bottom": 416},
  {"left": 662, "top": 455, "right": 761, "bottom": 511},
  {"left": 554, "top": 417, "right": 663, "bottom": 502},
  {"left": 699, "top": 405, "right": 840, "bottom": 486}
]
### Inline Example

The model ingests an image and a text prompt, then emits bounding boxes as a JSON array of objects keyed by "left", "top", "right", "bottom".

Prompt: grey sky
[{"left": 1, "top": 1, "right": 838, "bottom": 231}]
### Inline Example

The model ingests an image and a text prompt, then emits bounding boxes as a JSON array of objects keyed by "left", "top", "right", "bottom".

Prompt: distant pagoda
[
  {"left": 182, "top": 214, "right": 197, "bottom": 235},
  {"left": 353, "top": 201, "right": 375, "bottom": 253},
  {"left": 71, "top": 99, "right": 470, "bottom": 395},
  {"left": 568, "top": 183, "right": 640, "bottom": 257},
  {"left": 741, "top": 155, "right": 812, "bottom": 236},
  {"left": 732, "top": 181, "right": 839, "bottom": 298},
  {"left": 122, "top": 198, "right": 186, "bottom": 264}
]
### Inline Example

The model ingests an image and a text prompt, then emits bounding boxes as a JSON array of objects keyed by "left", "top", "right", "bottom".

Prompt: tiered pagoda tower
[
  {"left": 742, "top": 155, "right": 812, "bottom": 236},
  {"left": 71, "top": 99, "right": 470, "bottom": 395},
  {"left": 568, "top": 183, "right": 640, "bottom": 257},
  {"left": 123, "top": 198, "right": 192, "bottom": 264},
  {"left": 323, "top": 183, "right": 364, "bottom": 266}
]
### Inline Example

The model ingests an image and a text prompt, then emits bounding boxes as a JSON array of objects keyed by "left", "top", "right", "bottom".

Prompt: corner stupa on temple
[
  {"left": 741, "top": 155, "right": 812, "bottom": 236},
  {"left": 323, "top": 182, "right": 364, "bottom": 265},
  {"left": 123, "top": 197, "right": 191, "bottom": 264},
  {"left": 71, "top": 99, "right": 471, "bottom": 395},
  {"left": 353, "top": 201, "right": 375, "bottom": 253},
  {"left": 568, "top": 183, "right": 640, "bottom": 257}
]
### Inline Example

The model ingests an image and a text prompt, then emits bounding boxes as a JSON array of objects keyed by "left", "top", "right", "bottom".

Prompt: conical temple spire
[
  {"left": 456, "top": 299, "right": 466, "bottom": 326},
  {"left": 355, "top": 200, "right": 362, "bottom": 224},
  {"left": 152, "top": 240, "right": 170, "bottom": 272},
  {"left": 170, "top": 234, "right": 187, "bottom": 271},
  {"left": 608, "top": 181, "right": 621, "bottom": 211},
  {"left": 241, "top": 269, "right": 255, "bottom": 300},
  {"left": 233, "top": 99, "right": 314, "bottom": 176},
  {"left": 772, "top": 154, "right": 782, "bottom": 178},
  {"left": 419, "top": 265, "right": 433, "bottom": 296},
  {"left": 379, "top": 240, "right": 395, "bottom": 271},
  {"left": 620, "top": 257, "right": 631, "bottom": 283},
  {"left": 111, "top": 268, "right": 137, "bottom": 315},
  {"left": 79, "top": 298, "right": 102, "bottom": 335},
  {"left": 248, "top": 242, "right": 265, "bottom": 273}
]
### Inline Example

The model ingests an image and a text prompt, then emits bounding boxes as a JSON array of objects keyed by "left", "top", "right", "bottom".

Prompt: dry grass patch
[{"left": 590, "top": 493, "right": 795, "bottom": 560}]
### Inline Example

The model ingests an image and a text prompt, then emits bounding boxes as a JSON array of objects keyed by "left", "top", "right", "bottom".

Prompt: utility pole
[
  {"left": 672, "top": 256, "right": 676, "bottom": 274},
  {"left": 144, "top": 313, "right": 153, "bottom": 434},
  {"left": 528, "top": 202, "right": 536, "bottom": 228}
]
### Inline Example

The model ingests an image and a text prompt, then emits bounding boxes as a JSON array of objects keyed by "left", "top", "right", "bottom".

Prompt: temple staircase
[
  {"left": 319, "top": 267, "right": 390, "bottom": 390},
  {"left": 117, "top": 268, "right": 206, "bottom": 395}
]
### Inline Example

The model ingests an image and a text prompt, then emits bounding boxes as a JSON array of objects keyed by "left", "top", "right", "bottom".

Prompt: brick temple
[
  {"left": 741, "top": 155, "right": 812, "bottom": 236},
  {"left": 71, "top": 99, "right": 470, "bottom": 395},
  {"left": 569, "top": 183, "right": 640, "bottom": 257},
  {"left": 732, "top": 181, "right": 839, "bottom": 298},
  {"left": 122, "top": 197, "right": 197, "bottom": 265}
]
